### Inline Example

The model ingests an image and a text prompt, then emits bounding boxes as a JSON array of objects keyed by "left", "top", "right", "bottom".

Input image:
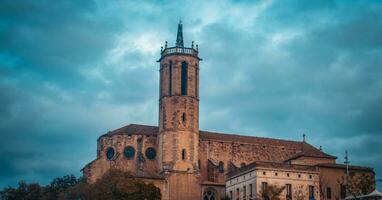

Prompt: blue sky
[{"left": 0, "top": 0, "right": 381, "bottom": 189}]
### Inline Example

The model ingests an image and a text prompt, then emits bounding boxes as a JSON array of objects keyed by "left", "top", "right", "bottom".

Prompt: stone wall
[{"left": 83, "top": 134, "right": 159, "bottom": 183}]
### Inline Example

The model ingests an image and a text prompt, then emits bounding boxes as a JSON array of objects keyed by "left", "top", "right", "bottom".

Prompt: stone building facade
[
  {"left": 82, "top": 22, "right": 375, "bottom": 200},
  {"left": 226, "top": 161, "right": 320, "bottom": 200}
]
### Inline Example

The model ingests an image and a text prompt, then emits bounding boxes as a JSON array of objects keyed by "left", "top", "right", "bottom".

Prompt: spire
[{"left": 176, "top": 20, "right": 184, "bottom": 47}]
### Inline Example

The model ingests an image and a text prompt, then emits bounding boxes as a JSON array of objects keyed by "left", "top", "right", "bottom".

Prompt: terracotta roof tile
[
  {"left": 98, "top": 124, "right": 335, "bottom": 159},
  {"left": 316, "top": 163, "right": 374, "bottom": 172}
]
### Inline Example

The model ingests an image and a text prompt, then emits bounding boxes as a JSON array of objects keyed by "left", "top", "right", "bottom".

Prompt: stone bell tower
[{"left": 157, "top": 21, "right": 201, "bottom": 200}]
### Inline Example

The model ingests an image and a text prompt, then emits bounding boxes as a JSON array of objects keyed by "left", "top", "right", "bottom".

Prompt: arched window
[
  {"left": 182, "top": 149, "right": 186, "bottom": 160},
  {"left": 241, "top": 162, "right": 246, "bottom": 167},
  {"left": 195, "top": 64, "right": 198, "bottom": 97},
  {"left": 218, "top": 161, "right": 224, "bottom": 173},
  {"left": 169, "top": 61, "right": 173, "bottom": 95},
  {"left": 181, "top": 61, "right": 188, "bottom": 95},
  {"left": 182, "top": 113, "right": 186, "bottom": 123},
  {"left": 203, "top": 188, "right": 217, "bottom": 200}
]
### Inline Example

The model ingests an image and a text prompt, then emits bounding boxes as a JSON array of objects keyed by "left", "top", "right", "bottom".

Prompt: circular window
[
  {"left": 124, "top": 146, "right": 135, "bottom": 159},
  {"left": 106, "top": 147, "right": 115, "bottom": 160},
  {"left": 145, "top": 147, "right": 157, "bottom": 160}
]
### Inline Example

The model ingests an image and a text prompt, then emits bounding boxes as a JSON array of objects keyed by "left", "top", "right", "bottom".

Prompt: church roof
[
  {"left": 315, "top": 163, "right": 374, "bottom": 172},
  {"left": 99, "top": 123, "right": 335, "bottom": 159}
]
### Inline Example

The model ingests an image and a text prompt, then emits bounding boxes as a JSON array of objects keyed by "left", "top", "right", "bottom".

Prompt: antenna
[
  {"left": 344, "top": 150, "right": 350, "bottom": 189},
  {"left": 303, "top": 133, "right": 306, "bottom": 142}
]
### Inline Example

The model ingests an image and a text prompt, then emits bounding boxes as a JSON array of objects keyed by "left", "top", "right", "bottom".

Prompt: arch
[
  {"left": 203, "top": 187, "right": 218, "bottom": 200},
  {"left": 181, "top": 61, "right": 188, "bottom": 95}
]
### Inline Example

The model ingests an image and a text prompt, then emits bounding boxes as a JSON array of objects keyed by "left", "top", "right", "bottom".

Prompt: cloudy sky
[{"left": 1, "top": 0, "right": 381, "bottom": 189}]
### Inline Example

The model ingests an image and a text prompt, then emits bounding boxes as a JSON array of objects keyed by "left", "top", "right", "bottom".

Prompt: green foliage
[
  {"left": 0, "top": 170, "right": 161, "bottom": 200},
  {"left": 0, "top": 181, "right": 43, "bottom": 200},
  {"left": 71, "top": 169, "right": 161, "bottom": 200}
]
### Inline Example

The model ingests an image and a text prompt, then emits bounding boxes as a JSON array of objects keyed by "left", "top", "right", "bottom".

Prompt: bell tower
[{"left": 157, "top": 22, "right": 201, "bottom": 200}]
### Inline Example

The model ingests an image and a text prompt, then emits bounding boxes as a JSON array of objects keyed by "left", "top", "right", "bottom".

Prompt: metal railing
[{"left": 161, "top": 47, "right": 198, "bottom": 57}]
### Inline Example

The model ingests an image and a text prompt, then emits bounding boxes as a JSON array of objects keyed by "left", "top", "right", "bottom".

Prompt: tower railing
[{"left": 161, "top": 47, "right": 198, "bottom": 57}]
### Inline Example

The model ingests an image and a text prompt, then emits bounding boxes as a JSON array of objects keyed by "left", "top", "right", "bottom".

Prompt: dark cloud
[{"left": 0, "top": 0, "right": 381, "bottom": 189}]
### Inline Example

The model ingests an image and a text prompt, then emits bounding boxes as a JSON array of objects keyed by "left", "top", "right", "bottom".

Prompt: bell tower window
[
  {"left": 169, "top": 61, "right": 173, "bottom": 95},
  {"left": 181, "top": 61, "right": 188, "bottom": 95},
  {"left": 182, "top": 149, "right": 186, "bottom": 160},
  {"left": 182, "top": 113, "right": 186, "bottom": 124}
]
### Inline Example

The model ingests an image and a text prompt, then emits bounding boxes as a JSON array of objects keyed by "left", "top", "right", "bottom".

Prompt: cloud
[{"left": 0, "top": 0, "right": 381, "bottom": 189}]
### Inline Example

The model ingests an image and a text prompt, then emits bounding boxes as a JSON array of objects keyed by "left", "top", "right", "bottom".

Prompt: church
[{"left": 82, "top": 22, "right": 374, "bottom": 200}]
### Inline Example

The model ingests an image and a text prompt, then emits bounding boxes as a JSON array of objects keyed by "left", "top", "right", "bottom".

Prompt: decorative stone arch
[{"left": 203, "top": 187, "right": 219, "bottom": 200}]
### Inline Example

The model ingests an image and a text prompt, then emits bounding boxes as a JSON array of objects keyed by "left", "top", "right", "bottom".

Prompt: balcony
[{"left": 159, "top": 46, "right": 200, "bottom": 61}]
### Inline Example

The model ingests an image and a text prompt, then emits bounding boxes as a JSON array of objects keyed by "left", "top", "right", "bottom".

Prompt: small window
[
  {"left": 106, "top": 147, "right": 115, "bottom": 160},
  {"left": 182, "top": 149, "right": 186, "bottom": 160},
  {"left": 286, "top": 184, "right": 292, "bottom": 200},
  {"left": 309, "top": 185, "right": 314, "bottom": 198},
  {"left": 249, "top": 184, "right": 253, "bottom": 197},
  {"left": 287, "top": 173, "right": 290, "bottom": 177},
  {"left": 327, "top": 187, "right": 332, "bottom": 199},
  {"left": 309, "top": 175, "right": 312, "bottom": 179},
  {"left": 275, "top": 172, "right": 278, "bottom": 176},
  {"left": 240, "top": 162, "right": 246, "bottom": 167},
  {"left": 298, "top": 174, "right": 301, "bottom": 178},
  {"left": 218, "top": 161, "right": 224, "bottom": 173},
  {"left": 182, "top": 113, "right": 186, "bottom": 123},
  {"left": 261, "top": 182, "right": 268, "bottom": 198},
  {"left": 340, "top": 185, "right": 346, "bottom": 199},
  {"left": 263, "top": 171, "right": 266, "bottom": 175}
]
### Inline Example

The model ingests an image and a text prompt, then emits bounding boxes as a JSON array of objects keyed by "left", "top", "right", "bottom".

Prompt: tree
[
  {"left": 1, "top": 170, "right": 161, "bottom": 200},
  {"left": 68, "top": 169, "right": 161, "bottom": 200},
  {"left": 0, "top": 181, "right": 43, "bottom": 200},
  {"left": 43, "top": 174, "right": 80, "bottom": 199},
  {"left": 259, "top": 184, "right": 285, "bottom": 200},
  {"left": 346, "top": 173, "right": 375, "bottom": 197}
]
